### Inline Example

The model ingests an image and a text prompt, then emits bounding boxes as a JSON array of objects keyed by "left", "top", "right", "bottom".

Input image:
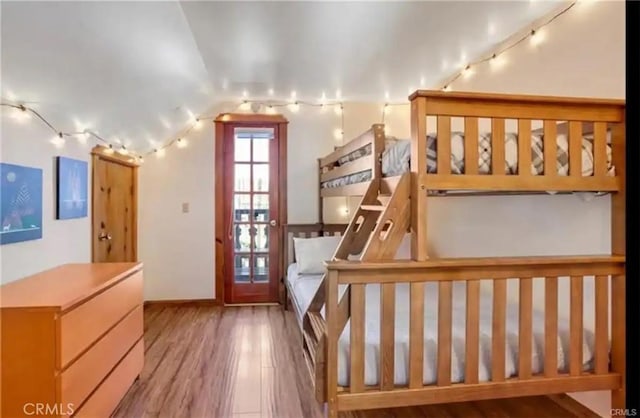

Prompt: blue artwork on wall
[
  {"left": 56, "top": 156, "right": 88, "bottom": 220},
  {"left": 1, "top": 163, "right": 43, "bottom": 245}
]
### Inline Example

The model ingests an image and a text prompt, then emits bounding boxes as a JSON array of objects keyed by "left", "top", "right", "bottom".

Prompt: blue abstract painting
[
  {"left": 1, "top": 163, "right": 43, "bottom": 245},
  {"left": 56, "top": 157, "right": 88, "bottom": 220}
]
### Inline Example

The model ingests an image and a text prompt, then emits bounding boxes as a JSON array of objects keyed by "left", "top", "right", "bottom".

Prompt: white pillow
[{"left": 293, "top": 235, "right": 342, "bottom": 274}]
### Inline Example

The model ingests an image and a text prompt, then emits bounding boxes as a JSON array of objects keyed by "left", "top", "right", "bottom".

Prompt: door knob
[
  {"left": 269, "top": 219, "right": 277, "bottom": 227},
  {"left": 98, "top": 232, "right": 112, "bottom": 241}
]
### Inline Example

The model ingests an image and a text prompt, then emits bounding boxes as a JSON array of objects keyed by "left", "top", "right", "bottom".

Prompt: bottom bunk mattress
[
  {"left": 286, "top": 263, "right": 598, "bottom": 387},
  {"left": 320, "top": 132, "right": 614, "bottom": 189}
]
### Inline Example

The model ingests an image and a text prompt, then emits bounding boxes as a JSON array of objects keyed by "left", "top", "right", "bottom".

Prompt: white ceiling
[{"left": 1, "top": 0, "right": 565, "bottom": 151}]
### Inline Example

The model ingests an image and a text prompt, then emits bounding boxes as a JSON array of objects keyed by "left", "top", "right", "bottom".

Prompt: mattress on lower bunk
[
  {"left": 320, "top": 132, "right": 614, "bottom": 189},
  {"left": 286, "top": 263, "right": 597, "bottom": 387}
]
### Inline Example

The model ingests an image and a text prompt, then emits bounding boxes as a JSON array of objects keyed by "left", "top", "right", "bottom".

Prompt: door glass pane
[
  {"left": 233, "top": 194, "right": 251, "bottom": 222},
  {"left": 253, "top": 194, "right": 269, "bottom": 222},
  {"left": 253, "top": 164, "right": 269, "bottom": 192},
  {"left": 253, "top": 138, "right": 269, "bottom": 162},
  {"left": 235, "top": 255, "right": 251, "bottom": 283},
  {"left": 254, "top": 224, "right": 269, "bottom": 253},
  {"left": 254, "top": 256, "right": 268, "bottom": 282},
  {"left": 234, "top": 224, "right": 252, "bottom": 252},
  {"left": 234, "top": 138, "right": 251, "bottom": 162},
  {"left": 234, "top": 164, "right": 250, "bottom": 191}
]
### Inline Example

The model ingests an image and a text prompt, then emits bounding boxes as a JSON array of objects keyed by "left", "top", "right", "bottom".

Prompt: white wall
[{"left": 0, "top": 111, "right": 92, "bottom": 284}]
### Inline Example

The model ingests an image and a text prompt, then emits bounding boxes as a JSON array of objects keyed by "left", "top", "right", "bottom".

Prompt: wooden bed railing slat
[
  {"left": 491, "top": 118, "right": 506, "bottom": 175},
  {"left": 350, "top": 283, "right": 365, "bottom": 393},
  {"left": 491, "top": 279, "right": 507, "bottom": 382},
  {"left": 569, "top": 275, "right": 584, "bottom": 376},
  {"left": 569, "top": 121, "right": 583, "bottom": 177},
  {"left": 544, "top": 277, "right": 559, "bottom": 377},
  {"left": 320, "top": 155, "right": 373, "bottom": 183},
  {"left": 543, "top": 121, "right": 558, "bottom": 177},
  {"left": 594, "top": 275, "right": 609, "bottom": 374},
  {"left": 380, "top": 283, "right": 396, "bottom": 390},
  {"left": 519, "top": 278, "right": 533, "bottom": 379},
  {"left": 518, "top": 119, "right": 532, "bottom": 177},
  {"left": 465, "top": 279, "right": 480, "bottom": 384},
  {"left": 437, "top": 116, "right": 451, "bottom": 175},
  {"left": 464, "top": 117, "right": 479, "bottom": 175},
  {"left": 409, "top": 282, "right": 424, "bottom": 388},
  {"left": 437, "top": 281, "right": 453, "bottom": 386},
  {"left": 593, "top": 122, "right": 608, "bottom": 177}
]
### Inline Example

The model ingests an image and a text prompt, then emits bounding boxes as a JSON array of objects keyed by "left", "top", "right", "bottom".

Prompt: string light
[
  {"left": 2, "top": 0, "right": 581, "bottom": 165},
  {"left": 288, "top": 101, "right": 300, "bottom": 113},
  {"left": 50, "top": 132, "right": 65, "bottom": 148},
  {"left": 334, "top": 128, "right": 344, "bottom": 141},
  {"left": 118, "top": 145, "right": 129, "bottom": 155},
  {"left": 439, "top": 1, "right": 577, "bottom": 91}
]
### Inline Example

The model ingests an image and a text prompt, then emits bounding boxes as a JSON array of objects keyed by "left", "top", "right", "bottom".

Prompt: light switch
[{"left": 182, "top": 202, "right": 189, "bottom": 213}]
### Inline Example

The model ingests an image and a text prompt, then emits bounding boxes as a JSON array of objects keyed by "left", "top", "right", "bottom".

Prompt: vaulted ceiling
[{"left": 1, "top": 0, "right": 565, "bottom": 150}]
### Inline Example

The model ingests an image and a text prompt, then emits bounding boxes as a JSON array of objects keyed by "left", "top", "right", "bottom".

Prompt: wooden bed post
[
  {"left": 318, "top": 158, "right": 324, "bottom": 227},
  {"left": 325, "top": 270, "right": 339, "bottom": 418},
  {"left": 610, "top": 120, "right": 626, "bottom": 411},
  {"left": 410, "top": 96, "right": 428, "bottom": 260}
]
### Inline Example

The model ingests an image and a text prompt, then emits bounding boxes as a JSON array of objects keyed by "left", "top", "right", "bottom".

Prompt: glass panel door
[{"left": 231, "top": 129, "right": 274, "bottom": 286}]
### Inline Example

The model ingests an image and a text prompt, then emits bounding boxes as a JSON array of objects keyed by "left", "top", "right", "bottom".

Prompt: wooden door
[
  {"left": 217, "top": 116, "right": 287, "bottom": 304},
  {"left": 92, "top": 150, "right": 137, "bottom": 262}
]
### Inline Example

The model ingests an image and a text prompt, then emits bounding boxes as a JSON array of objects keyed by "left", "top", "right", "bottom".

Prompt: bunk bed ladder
[{"left": 301, "top": 173, "right": 411, "bottom": 402}]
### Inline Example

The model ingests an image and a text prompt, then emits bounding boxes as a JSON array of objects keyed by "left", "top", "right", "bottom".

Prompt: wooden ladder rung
[{"left": 360, "top": 205, "right": 386, "bottom": 212}]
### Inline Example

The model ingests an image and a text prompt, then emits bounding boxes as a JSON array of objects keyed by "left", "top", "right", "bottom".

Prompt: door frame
[
  {"left": 90, "top": 145, "right": 139, "bottom": 262},
  {"left": 214, "top": 113, "right": 288, "bottom": 305}
]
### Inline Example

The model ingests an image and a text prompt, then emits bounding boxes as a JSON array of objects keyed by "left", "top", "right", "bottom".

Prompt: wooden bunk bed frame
[{"left": 289, "top": 90, "right": 625, "bottom": 417}]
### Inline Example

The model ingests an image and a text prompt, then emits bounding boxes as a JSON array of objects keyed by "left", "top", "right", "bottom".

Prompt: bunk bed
[{"left": 284, "top": 90, "right": 625, "bottom": 417}]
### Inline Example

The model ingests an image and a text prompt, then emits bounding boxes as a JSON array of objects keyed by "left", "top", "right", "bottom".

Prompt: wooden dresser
[{"left": 0, "top": 263, "right": 144, "bottom": 418}]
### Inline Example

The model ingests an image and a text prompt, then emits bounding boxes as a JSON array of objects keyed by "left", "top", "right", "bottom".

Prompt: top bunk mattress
[{"left": 320, "top": 131, "right": 613, "bottom": 189}]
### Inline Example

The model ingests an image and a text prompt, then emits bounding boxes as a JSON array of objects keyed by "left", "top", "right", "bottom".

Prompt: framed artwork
[
  {"left": 1, "top": 163, "right": 43, "bottom": 245},
  {"left": 56, "top": 156, "right": 88, "bottom": 220}
]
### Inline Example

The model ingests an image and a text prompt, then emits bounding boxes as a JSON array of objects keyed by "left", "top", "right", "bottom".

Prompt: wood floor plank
[{"left": 114, "top": 305, "right": 601, "bottom": 418}]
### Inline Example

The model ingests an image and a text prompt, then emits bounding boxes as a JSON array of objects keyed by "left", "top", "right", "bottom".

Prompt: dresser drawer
[
  {"left": 73, "top": 339, "right": 143, "bottom": 418},
  {"left": 60, "top": 271, "right": 143, "bottom": 367},
  {"left": 61, "top": 304, "right": 142, "bottom": 409}
]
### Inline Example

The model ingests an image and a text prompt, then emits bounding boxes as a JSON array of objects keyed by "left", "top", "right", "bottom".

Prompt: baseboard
[{"left": 144, "top": 298, "right": 222, "bottom": 307}]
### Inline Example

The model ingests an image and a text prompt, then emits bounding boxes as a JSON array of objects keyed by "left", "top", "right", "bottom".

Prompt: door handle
[
  {"left": 269, "top": 219, "right": 277, "bottom": 227},
  {"left": 98, "top": 232, "right": 112, "bottom": 241}
]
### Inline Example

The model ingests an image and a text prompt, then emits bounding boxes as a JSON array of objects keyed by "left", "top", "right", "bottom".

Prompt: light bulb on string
[
  {"left": 239, "top": 100, "right": 251, "bottom": 111},
  {"left": 334, "top": 104, "right": 343, "bottom": 116},
  {"left": 193, "top": 118, "right": 202, "bottom": 130},
  {"left": 177, "top": 137, "right": 188, "bottom": 148},
  {"left": 335, "top": 89, "right": 342, "bottom": 100},
  {"left": 11, "top": 104, "right": 31, "bottom": 122},
  {"left": 490, "top": 52, "right": 507, "bottom": 70},
  {"left": 50, "top": 132, "right": 65, "bottom": 148},
  {"left": 442, "top": 84, "right": 452, "bottom": 92},
  {"left": 137, "top": 156, "right": 144, "bottom": 164},
  {"left": 334, "top": 128, "right": 344, "bottom": 141},
  {"left": 385, "top": 91, "right": 390, "bottom": 101},
  {"left": 530, "top": 28, "right": 544, "bottom": 46},
  {"left": 462, "top": 64, "right": 473, "bottom": 78},
  {"left": 156, "top": 148, "right": 166, "bottom": 158},
  {"left": 288, "top": 101, "right": 300, "bottom": 113},
  {"left": 266, "top": 105, "right": 276, "bottom": 115},
  {"left": 118, "top": 145, "right": 129, "bottom": 155},
  {"left": 290, "top": 90, "right": 297, "bottom": 100},
  {"left": 104, "top": 144, "right": 115, "bottom": 155},
  {"left": 383, "top": 103, "right": 391, "bottom": 115}
]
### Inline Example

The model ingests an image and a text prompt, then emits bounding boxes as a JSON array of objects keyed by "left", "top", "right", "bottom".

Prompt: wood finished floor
[{"left": 113, "top": 305, "right": 600, "bottom": 418}]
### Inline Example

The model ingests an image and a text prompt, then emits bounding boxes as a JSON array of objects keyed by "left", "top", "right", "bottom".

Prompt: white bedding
[{"left": 287, "top": 263, "right": 597, "bottom": 387}]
